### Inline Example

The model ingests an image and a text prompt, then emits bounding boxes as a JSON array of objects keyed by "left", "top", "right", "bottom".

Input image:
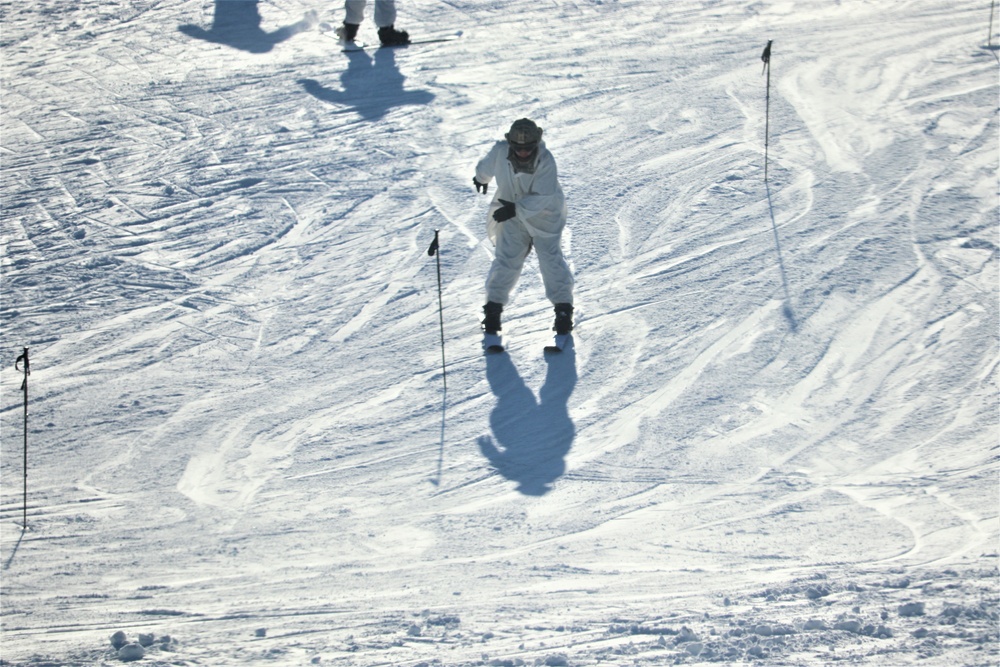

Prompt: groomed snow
[{"left": 2, "top": 1, "right": 998, "bottom": 665}]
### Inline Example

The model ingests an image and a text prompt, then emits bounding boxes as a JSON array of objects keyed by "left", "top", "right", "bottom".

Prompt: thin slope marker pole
[
  {"left": 427, "top": 232, "right": 448, "bottom": 487},
  {"left": 759, "top": 40, "right": 797, "bottom": 329},
  {"left": 762, "top": 39, "right": 773, "bottom": 182},
  {"left": 990, "top": 0, "right": 997, "bottom": 47},
  {"left": 15, "top": 348, "right": 30, "bottom": 529},
  {"left": 427, "top": 231, "right": 447, "bottom": 393}
]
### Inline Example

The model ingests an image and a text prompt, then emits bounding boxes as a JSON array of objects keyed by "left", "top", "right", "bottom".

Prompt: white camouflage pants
[
  {"left": 486, "top": 218, "right": 574, "bottom": 306},
  {"left": 343, "top": 0, "right": 396, "bottom": 28}
]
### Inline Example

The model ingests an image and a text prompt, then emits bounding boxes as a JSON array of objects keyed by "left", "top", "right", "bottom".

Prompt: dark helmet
[
  {"left": 505, "top": 118, "right": 543, "bottom": 146},
  {"left": 505, "top": 118, "right": 543, "bottom": 173}
]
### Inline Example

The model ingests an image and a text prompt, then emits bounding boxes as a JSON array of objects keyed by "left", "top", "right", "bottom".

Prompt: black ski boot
[
  {"left": 553, "top": 303, "right": 574, "bottom": 335},
  {"left": 335, "top": 22, "right": 359, "bottom": 41},
  {"left": 378, "top": 24, "right": 410, "bottom": 46},
  {"left": 482, "top": 302, "right": 503, "bottom": 334}
]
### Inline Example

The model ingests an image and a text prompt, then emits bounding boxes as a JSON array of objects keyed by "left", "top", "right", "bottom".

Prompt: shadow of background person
[
  {"left": 478, "top": 343, "right": 578, "bottom": 496},
  {"left": 298, "top": 47, "right": 434, "bottom": 122},
  {"left": 179, "top": 0, "right": 316, "bottom": 54}
]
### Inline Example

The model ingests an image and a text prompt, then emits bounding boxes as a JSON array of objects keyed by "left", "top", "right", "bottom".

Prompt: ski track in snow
[{"left": 1, "top": 1, "right": 998, "bottom": 665}]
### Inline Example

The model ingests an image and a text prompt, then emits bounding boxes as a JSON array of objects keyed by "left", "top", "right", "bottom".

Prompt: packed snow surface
[{"left": 2, "top": 1, "right": 998, "bottom": 665}]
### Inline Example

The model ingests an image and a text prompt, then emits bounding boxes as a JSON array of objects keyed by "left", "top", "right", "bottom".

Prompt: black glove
[
  {"left": 473, "top": 177, "right": 488, "bottom": 195},
  {"left": 492, "top": 199, "right": 516, "bottom": 222}
]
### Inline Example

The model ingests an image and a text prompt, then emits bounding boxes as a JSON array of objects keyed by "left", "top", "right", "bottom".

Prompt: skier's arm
[
  {"left": 474, "top": 142, "right": 503, "bottom": 185},
  {"left": 513, "top": 154, "right": 564, "bottom": 227}
]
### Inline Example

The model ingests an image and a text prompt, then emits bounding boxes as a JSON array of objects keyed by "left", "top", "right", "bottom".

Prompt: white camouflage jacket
[{"left": 474, "top": 140, "right": 567, "bottom": 245}]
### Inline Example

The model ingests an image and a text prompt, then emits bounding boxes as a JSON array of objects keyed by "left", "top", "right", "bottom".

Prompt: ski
[
  {"left": 544, "top": 334, "right": 571, "bottom": 354},
  {"left": 377, "top": 32, "right": 462, "bottom": 49},
  {"left": 345, "top": 34, "right": 461, "bottom": 51},
  {"left": 483, "top": 333, "right": 504, "bottom": 354},
  {"left": 321, "top": 25, "right": 462, "bottom": 52}
]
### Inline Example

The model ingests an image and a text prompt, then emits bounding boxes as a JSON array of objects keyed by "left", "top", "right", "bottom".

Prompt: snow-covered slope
[{"left": 2, "top": 1, "right": 997, "bottom": 665}]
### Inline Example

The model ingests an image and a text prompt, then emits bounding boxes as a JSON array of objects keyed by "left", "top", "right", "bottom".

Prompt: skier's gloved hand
[
  {"left": 493, "top": 199, "right": 516, "bottom": 222},
  {"left": 473, "top": 177, "right": 488, "bottom": 195}
]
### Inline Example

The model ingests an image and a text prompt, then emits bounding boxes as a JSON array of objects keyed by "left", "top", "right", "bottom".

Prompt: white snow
[{"left": 2, "top": 1, "right": 998, "bottom": 665}]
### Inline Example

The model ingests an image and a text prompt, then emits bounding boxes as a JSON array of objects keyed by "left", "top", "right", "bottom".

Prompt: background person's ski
[
  {"left": 321, "top": 27, "right": 462, "bottom": 51},
  {"left": 374, "top": 32, "right": 462, "bottom": 49}
]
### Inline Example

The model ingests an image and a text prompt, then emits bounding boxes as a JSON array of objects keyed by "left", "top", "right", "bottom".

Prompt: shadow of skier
[
  {"left": 179, "top": 0, "right": 315, "bottom": 54},
  {"left": 478, "top": 342, "right": 577, "bottom": 496},
  {"left": 298, "top": 47, "right": 435, "bottom": 122}
]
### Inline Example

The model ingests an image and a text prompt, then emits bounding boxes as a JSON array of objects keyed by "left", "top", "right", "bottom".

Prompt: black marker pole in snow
[
  {"left": 14, "top": 348, "right": 29, "bottom": 529},
  {"left": 761, "top": 39, "right": 773, "bottom": 182},
  {"left": 427, "top": 231, "right": 447, "bottom": 393},
  {"left": 759, "top": 40, "right": 796, "bottom": 330},
  {"left": 990, "top": 0, "right": 997, "bottom": 48},
  {"left": 427, "top": 232, "right": 448, "bottom": 487}
]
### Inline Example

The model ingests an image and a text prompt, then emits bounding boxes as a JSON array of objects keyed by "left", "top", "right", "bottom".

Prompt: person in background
[{"left": 334, "top": 0, "right": 409, "bottom": 46}]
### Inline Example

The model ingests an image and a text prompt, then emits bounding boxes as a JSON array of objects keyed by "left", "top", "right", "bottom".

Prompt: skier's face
[{"left": 511, "top": 142, "right": 536, "bottom": 159}]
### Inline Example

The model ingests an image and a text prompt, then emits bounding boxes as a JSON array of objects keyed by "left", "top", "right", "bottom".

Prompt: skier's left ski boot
[
  {"left": 335, "top": 22, "right": 360, "bottom": 42},
  {"left": 553, "top": 303, "right": 574, "bottom": 335},
  {"left": 482, "top": 301, "right": 503, "bottom": 334},
  {"left": 378, "top": 25, "right": 410, "bottom": 46}
]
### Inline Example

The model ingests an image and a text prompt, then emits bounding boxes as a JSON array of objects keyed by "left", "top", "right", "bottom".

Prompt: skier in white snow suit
[
  {"left": 474, "top": 118, "right": 574, "bottom": 336},
  {"left": 334, "top": 0, "right": 409, "bottom": 45}
]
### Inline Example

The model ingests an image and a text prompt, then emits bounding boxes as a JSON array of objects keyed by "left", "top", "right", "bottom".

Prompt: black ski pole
[
  {"left": 15, "top": 348, "right": 29, "bottom": 529},
  {"left": 761, "top": 40, "right": 773, "bottom": 182},
  {"left": 990, "top": 0, "right": 997, "bottom": 48},
  {"left": 427, "top": 231, "right": 447, "bottom": 393}
]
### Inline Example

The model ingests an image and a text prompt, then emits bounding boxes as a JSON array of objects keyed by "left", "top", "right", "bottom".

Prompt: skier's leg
[
  {"left": 486, "top": 220, "right": 531, "bottom": 306},
  {"left": 336, "top": 0, "right": 366, "bottom": 40},
  {"left": 533, "top": 234, "right": 574, "bottom": 306},
  {"left": 344, "top": 0, "right": 366, "bottom": 25},
  {"left": 374, "top": 0, "right": 407, "bottom": 44},
  {"left": 372, "top": 0, "right": 397, "bottom": 27}
]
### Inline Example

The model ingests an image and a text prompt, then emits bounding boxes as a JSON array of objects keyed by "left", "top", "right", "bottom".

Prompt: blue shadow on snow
[
  {"left": 766, "top": 180, "right": 798, "bottom": 332},
  {"left": 478, "top": 342, "right": 577, "bottom": 496},
  {"left": 178, "top": 0, "right": 315, "bottom": 54},
  {"left": 298, "top": 48, "right": 435, "bottom": 122}
]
